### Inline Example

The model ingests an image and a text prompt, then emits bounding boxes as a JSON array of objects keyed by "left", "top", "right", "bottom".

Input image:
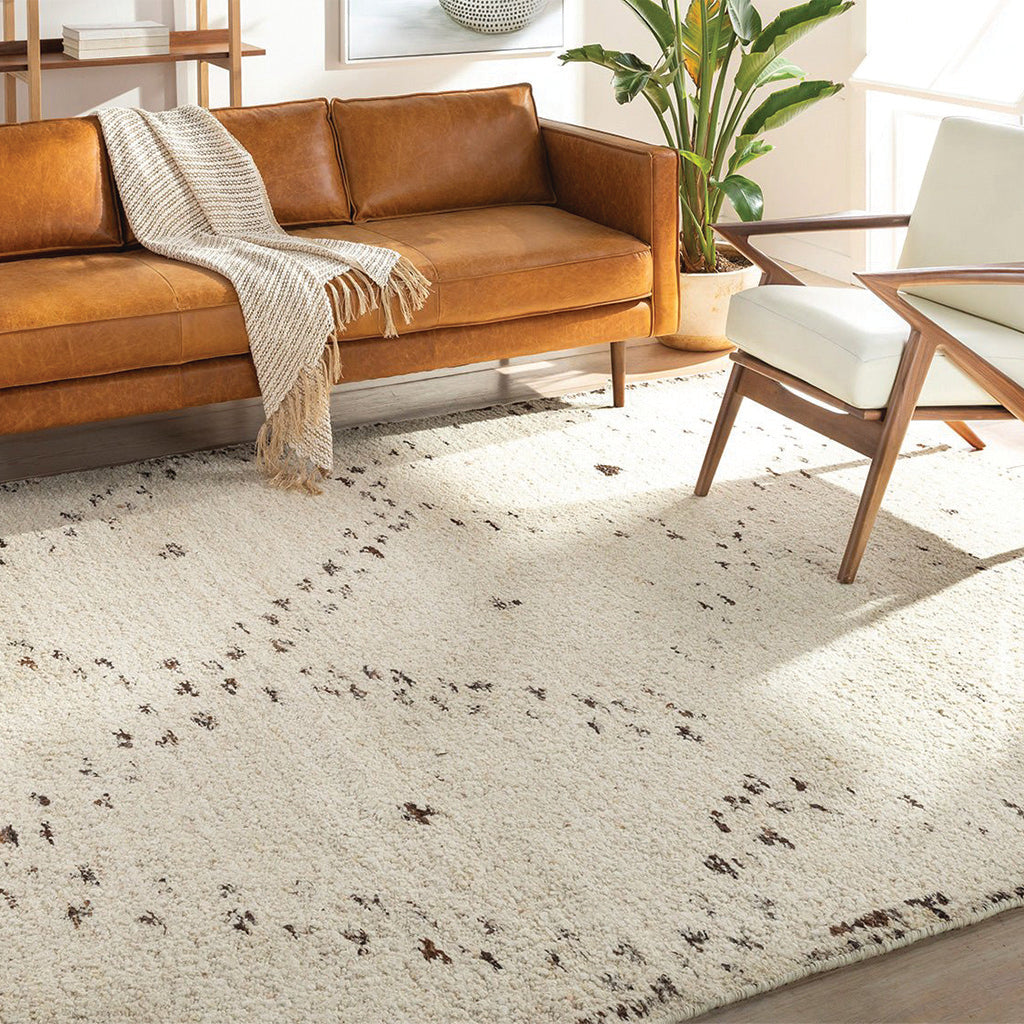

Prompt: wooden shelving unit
[{"left": 1, "top": 0, "right": 265, "bottom": 123}]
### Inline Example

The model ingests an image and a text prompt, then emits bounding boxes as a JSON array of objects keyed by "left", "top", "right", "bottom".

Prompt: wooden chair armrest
[
  {"left": 857, "top": 263, "right": 1024, "bottom": 335},
  {"left": 714, "top": 213, "right": 912, "bottom": 286},
  {"left": 858, "top": 264, "right": 1024, "bottom": 292}
]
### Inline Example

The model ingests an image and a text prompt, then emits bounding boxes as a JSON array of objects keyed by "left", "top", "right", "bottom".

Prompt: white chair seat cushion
[{"left": 727, "top": 285, "right": 1024, "bottom": 409}]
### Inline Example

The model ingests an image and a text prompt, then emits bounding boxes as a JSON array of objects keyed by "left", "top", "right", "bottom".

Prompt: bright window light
[
  {"left": 855, "top": 0, "right": 1024, "bottom": 111},
  {"left": 856, "top": 0, "right": 1024, "bottom": 268}
]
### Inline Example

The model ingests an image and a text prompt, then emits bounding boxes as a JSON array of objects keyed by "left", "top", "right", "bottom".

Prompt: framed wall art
[{"left": 344, "top": 0, "right": 565, "bottom": 63}]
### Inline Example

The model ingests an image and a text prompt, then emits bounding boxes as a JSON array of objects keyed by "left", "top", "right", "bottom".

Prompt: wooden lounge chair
[{"left": 695, "top": 117, "right": 1024, "bottom": 583}]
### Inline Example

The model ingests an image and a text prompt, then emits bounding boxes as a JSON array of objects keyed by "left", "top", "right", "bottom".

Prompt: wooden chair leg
[
  {"left": 610, "top": 341, "right": 626, "bottom": 408},
  {"left": 839, "top": 333, "right": 936, "bottom": 584},
  {"left": 946, "top": 420, "right": 986, "bottom": 451},
  {"left": 695, "top": 363, "right": 746, "bottom": 497}
]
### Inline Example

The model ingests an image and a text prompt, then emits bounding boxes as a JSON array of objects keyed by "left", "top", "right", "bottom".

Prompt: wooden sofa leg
[
  {"left": 946, "top": 420, "right": 986, "bottom": 451},
  {"left": 695, "top": 363, "right": 745, "bottom": 497},
  {"left": 610, "top": 342, "right": 626, "bottom": 408}
]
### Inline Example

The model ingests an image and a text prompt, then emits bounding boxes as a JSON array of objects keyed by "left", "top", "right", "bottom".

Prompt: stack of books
[{"left": 62, "top": 22, "right": 171, "bottom": 61}]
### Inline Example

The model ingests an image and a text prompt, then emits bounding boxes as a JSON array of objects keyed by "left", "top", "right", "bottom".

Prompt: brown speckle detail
[
  {"left": 344, "top": 929, "right": 370, "bottom": 955},
  {"left": 830, "top": 909, "right": 893, "bottom": 936},
  {"left": 680, "top": 929, "right": 710, "bottom": 951},
  {"left": 0, "top": 825, "right": 18, "bottom": 846},
  {"left": 228, "top": 909, "right": 257, "bottom": 934},
  {"left": 402, "top": 803, "right": 437, "bottom": 826},
  {"left": 757, "top": 827, "right": 795, "bottom": 850},
  {"left": 67, "top": 902, "right": 92, "bottom": 929},
  {"left": 905, "top": 893, "right": 951, "bottom": 921},
  {"left": 704, "top": 854, "right": 740, "bottom": 879},
  {"left": 138, "top": 911, "right": 167, "bottom": 933},
  {"left": 77, "top": 865, "right": 99, "bottom": 886},
  {"left": 595, "top": 464, "right": 622, "bottom": 476},
  {"left": 480, "top": 950, "right": 502, "bottom": 971},
  {"left": 419, "top": 938, "right": 452, "bottom": 964}
]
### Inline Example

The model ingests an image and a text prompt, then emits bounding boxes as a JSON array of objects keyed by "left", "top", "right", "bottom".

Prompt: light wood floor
[
  {"left": 3, "top": 337, "right": 1022, "bottom": 1024},
  {"left": 696, "top": 907, "right": 1024, "bottom": 1023}
]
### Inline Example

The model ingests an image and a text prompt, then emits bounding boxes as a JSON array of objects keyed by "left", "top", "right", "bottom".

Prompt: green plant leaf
[
  {"left": 643, "top": 81, "right": 673, "bottom": 112},
  {"left": 714, "top": 174, "right": 764, "bottom": 221},
  {"left": 725, "top": 0, "right": 762, "bottom": 43},
  {"left": 559, "top": 44, "right": 620, "bottom": 68},
  {"left": 559, "top": 45, "right": 671, "bottom": 111},
  {"left": 754, "top": 56, "right": 805, "bottom": 87},
  {"left": 680, "top": 149, "right": 713, "bottom": 175},
  {"left": 620, "top": 0, "right": 678, "bottom": 51},
  {"left": 728, "top": 134, "right": 773, "bottom": 173},
  {"left": 609, "top": 51, "right": 655, "bottom": 103},
  {"left": 681, "top": 0, "right": 734, "bottom": 86},
  {"left": 750, "top": 0, "right": 854, "bottom": 53},
  {"left": 735, "top": 0, "right": 853, "bottom": 92},
  {"left": 741, "top": 79, "right": 843, "bottom": 135}
]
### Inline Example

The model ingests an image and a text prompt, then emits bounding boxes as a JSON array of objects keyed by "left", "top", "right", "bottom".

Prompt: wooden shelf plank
[{"left": 0, "top": 30, "right": 264, "bottom": 74}]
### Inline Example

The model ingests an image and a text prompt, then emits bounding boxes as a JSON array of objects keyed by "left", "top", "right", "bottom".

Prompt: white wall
[
  {"left": 11, "top": 0, "right": 585, "bottom": 122},
  {"left": 579, "top": 0, "right": 869, "bottom": 278}
]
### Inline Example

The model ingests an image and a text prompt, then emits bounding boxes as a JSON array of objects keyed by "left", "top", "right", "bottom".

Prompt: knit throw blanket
[{"left": 98, "top": 105, "right": 431, "bottom": 493}]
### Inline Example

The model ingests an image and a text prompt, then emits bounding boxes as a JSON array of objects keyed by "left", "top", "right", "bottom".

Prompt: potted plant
[{"left": 562, "top": 0, "right": 853, "bottom": 350}]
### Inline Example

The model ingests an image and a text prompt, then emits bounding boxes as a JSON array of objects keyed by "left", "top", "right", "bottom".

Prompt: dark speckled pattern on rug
[{"left": 1, "top": 377, "right": 1022, "bottom": 1024}]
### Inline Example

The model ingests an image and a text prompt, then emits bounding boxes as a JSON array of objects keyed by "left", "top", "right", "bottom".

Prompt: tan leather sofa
[{"left": 0, "top": 84, "right": 680, "bottom": 439}]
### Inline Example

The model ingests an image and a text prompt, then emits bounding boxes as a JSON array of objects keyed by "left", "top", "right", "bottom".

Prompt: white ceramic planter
[
  {"left": 659, "top": 258, "right": 762, "bottom": 352},
  {"left": 438, "top": 0, "right": 547, "bottom": 34}
]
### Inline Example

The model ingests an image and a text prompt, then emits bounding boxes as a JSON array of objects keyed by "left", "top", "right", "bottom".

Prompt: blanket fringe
[{"left": 255, "top": 256, "right": 431, "bottom": 493}]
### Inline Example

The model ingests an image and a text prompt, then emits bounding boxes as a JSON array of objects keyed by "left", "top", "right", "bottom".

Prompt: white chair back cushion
[{"left": 899, "top": 117, "right": 1024, "bottom": 332}]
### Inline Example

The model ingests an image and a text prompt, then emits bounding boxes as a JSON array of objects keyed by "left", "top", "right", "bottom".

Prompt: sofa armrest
[{"left": 540, "top": 119, "right": 680, "bottom": 337}]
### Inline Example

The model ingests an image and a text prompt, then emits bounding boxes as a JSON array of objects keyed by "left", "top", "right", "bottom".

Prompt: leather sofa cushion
[
  {"left": 0, "top": 117, "right": 123, "bottom": 260},
  {"left": 0, "top": 208, "right": 651, "bottom": 390},
  {"left": 212, "top": 100, "right": 351, "bottom": 227},
  {"left": 331, "top": 84, "right": 555, "bottom": 221},
  {"left": 0, "top": 253, "right": 248, "bottom": 389},
  {"left": 294, "top": 206, "right": 653, "bottom": 330},
  {"left": 727, "top": 285, "right": 1024, "bottom": 409}
]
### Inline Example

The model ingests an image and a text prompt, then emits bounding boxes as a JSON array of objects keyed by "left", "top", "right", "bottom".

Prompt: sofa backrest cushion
[
  {"left": 900, "top": 117, "right": 1024, "bottom": 333},
  {"left": 213, "top": 99, "right": 352, "bottom": 226},
  {"left": 0, "top": 116, "right": 123, "bottom": 260},
  {"left": 331, "top": 84, "right": 555, "bottom": 221}
]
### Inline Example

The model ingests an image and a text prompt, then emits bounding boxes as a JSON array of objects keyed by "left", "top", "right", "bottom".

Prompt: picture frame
[{"left": 342, "top": 0, "right": 565, "bottom": 64}]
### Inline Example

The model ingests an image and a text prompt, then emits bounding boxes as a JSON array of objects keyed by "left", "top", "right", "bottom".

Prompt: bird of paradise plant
[{"left": 561, "top": 0, "right": 854, "bottom": 273}]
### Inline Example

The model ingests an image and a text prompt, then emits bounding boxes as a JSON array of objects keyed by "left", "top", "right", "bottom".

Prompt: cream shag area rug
[{"left": 1, "top": 376, "right": 1022, "bottom": 1024}]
